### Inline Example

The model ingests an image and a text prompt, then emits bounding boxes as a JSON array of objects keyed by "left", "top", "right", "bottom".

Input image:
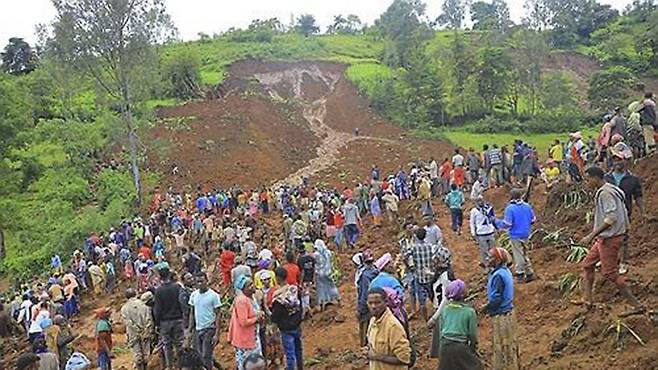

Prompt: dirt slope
[{"left": 147, "top": 61, "right": 452, "bottom": 190}]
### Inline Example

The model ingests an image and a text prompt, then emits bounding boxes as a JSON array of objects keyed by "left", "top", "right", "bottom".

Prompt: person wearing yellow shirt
[
  {"left": 549, "top": 139, "right": 564, "bottom": 163},
  {"left": 541, "top": 160, "right": 561, "bottom": 189}
]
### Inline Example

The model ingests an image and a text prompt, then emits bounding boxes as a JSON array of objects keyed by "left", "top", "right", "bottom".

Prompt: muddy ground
[{"left": 3, "top": 60, "right": 657, "bottom": 370}]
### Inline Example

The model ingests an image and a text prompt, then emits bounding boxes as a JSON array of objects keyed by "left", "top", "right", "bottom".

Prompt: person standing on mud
[
  {"left": 470, "top": 196, "right": 496, "bottom": 270},
  {"left": 574, "top": 166, "right": 645, "bottom": 317},
  {"left": 342, "top": 198, "right": 361, "bottom": 249},
  {"left": 605, "top": 143, "right": 645, "bottom": 275},
  {"left": 364, "top": 288, "right": 411, "bottom": 370},
  {"left": 120, "top": 288, "right": 154, "bottom": 370},
  {"left": 187, "top": 273, "right": 223, "bottom": 370},
  {"left": 153, "top": 268, "right": 185, "bottom": 370},
  {"left": 356, "top": 251, "right": 379, "bottom": 347},
  {"left": 496, "top": 189, "right": 536, "bottom": 284},
  {"left": 481, "top": 247, "right": 520, "bottom": 370},
  {"left": 410, "top": 228, "right": 434, "bottom": 322}
]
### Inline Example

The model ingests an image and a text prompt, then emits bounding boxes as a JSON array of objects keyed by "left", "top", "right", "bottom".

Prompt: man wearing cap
[
  {"left": 576, "top": 166, "right": 645, "bottom": 317},
  {"left": 356, "top": 250, "right": 379, "bottom": 347},
  {"left": 605, "top": 142, "right": 646, "bottom": 274},
  {"left": 121, "top": 289, "right": 154, "bottom": 370}
]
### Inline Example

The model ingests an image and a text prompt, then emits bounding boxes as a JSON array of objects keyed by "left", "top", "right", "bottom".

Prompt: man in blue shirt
[{"left": 496, "top": 188, "right": 536, "bottom": 283}]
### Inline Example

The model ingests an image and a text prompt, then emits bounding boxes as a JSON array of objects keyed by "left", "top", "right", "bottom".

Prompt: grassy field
[
  {"left": 412, "top": 127, "right": 599, "bottom": 159},
  {"left": 162, "top": 33, "right": 385, "bottom": 85}
]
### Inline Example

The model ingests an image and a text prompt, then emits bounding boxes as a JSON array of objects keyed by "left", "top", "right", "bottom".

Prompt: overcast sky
[{"left": 0, "top": 0, "right": 634, "bottom": 45}]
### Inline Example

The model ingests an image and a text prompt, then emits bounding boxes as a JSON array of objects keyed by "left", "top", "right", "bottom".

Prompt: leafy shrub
[
  {"left": 162, "top": 49, "right": 203, "bottom": 98},
  {"left": 96, "top": 169, "right": 136, "bottom": 210},
  {"left": 587, "top": 66, "right": 636, "bottom": 112},
  {"left": 28, "top": 168, "right": 90, "bottom": 207}
]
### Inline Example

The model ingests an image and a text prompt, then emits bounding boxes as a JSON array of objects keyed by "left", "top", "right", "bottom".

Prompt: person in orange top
[
  {"left": 282, "top": 251, "right": 301, "bottom": 286},
  {"left": 138, "top": 245, "right": 152, "bottom": 261},
  {"left": 453, "top": 165, "right": 465, "bottom": 188},
  {"left": 439, "top": 158, "right": 453, "bottom": 195},
  {"left": 342, "top": 187, "right": 353, "bottom": 201},
  {"left": 219, "top": 247, "right": 236, "bottom": 287},
  {"left": 228, "top": 276, "right": 262, "bottom": 369},
  {"left": 333, "top": 209, "right": 345, "bottom": 249}
]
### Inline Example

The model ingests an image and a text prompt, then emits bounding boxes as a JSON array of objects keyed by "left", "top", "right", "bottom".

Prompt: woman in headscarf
[
  {"left": 432, "top": 280, "right": 482, "bottom": 370},
  {"left": 369, "top": 190, "right": 382, "bottom": 227},
  {"left": 313, "top": 240, "right": 341, "bottom": 311},
  {"left": 483, "top": 247, "right": 519, "bottom": 370},
  {"left": 369, "top": 253, "right": 404, "bottom": 298},
  {"left": 62, "top": 272, "right": 79, "bottom": 318},
  {"left": 229, "top": 276, "right": 262, "bottom": 370},
  {"left": 88, "top": 261, "right": 106, "bottom": 296}
]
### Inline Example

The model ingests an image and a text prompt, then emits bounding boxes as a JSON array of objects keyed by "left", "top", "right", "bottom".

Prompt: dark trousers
[
  {"left": 159, "top": 319, "right": 184, "bottom": 368},
  {"left": 281, "top": 329, "right": 303, "bottom": 370},
  {"left": 450, "top": 208, "right": 463, "bottom": 231},
  {"left": 344, "top": 224, "right": 359, "bottom": 247},
  {"left": 193, "top": 327, "right": 216, "bottom": 370}
]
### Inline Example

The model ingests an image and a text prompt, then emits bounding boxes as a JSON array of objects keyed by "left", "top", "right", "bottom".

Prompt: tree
[
  {"left": 523, "top": 0, "right": 553, "bottom": 30},
  {"left": 477, "top": 47, "right": 513, "bottom": 111},
  {"left": 448, "top": 33, "right": 477, "bottom": 115},
  {"left": 542, "top": 71, "right": 577, "bottom": 110},
  {"left": 523, "top": 0, "right": 619, "bottom": 46},
  {"left": 50, "top": 0, "right": 176, "bottom": 208},
  {"left": 471, "top": 0, "right": 512, "bottom": 30},
  {"left": 295, "top": 14, "right": 320, "bottom": 36},
  {"left": 1, "top": 38, "right": 38, "bottom": 75},
  {"left": 327, "top": 14, "right": 363, "bottom": 34},
  {"left": 402, "top": 52, "right": 446, "bottom": 127},
  {"left": 437, "top": 0, "right": 468, "bottom": 29},
  {"left": 376, "top": 0, "right": 431, "bottom": 67},
  {"left": 507, "top": 28, "right": 549, "bottom": 114},
  {"left": 162, "top": 49, "right": 202, "bottom": 99},
  {"left": 587, "top": 66, "right": 636, "bottom": 111}
]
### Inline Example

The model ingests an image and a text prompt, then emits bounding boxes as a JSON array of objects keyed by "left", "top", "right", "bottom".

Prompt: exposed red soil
[
  {"left": 79, "top": 61, "right": 658, "bottom": 370},
  {"left": 148, "top": 94, "right": 318, "bottom": 191}
]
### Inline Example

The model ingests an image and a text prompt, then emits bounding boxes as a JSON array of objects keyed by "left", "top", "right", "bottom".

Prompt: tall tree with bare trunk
[{"left": 49, "top": 0, "right": 176, "bottom": 207}]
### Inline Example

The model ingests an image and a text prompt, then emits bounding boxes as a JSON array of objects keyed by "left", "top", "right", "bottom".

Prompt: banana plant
[{"left": 567, "top": 245, "right": 589, "bottom": 263}]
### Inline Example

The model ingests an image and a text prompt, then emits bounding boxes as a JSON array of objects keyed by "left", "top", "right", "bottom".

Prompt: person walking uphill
[
  {"left": 445, "top": 184, "right": 465, "bottom": 235},
  {"left": 188, "top": 273, "right": 223, "bottom": 370},
  {"left": 342, "top": 198, "right": 362, "bottom": 249},
  {"left": 95, "top": 307, "right": 113, "bottom": 370},
  {"left": 496, "top": 189, "right": 536, "bottom": 283},
  {"left": 121, "top": 288, "right": 154, "bottom": 370},
  {"left": 153, "top": 268, "right": 185, "bottom": 370},
  {"left": 365, "top": 288, "right": 411, "bottom": 370},
  {"left": 356, "top": 251, "right": 380, "bottom": 347},
  {"left": 574, "top": 166, "right": 645, "bottom": 317},
  {"left": 270, "top": 267, "right": 304, "bottom": 370},
  {"left": 229, "top": 275, "right": 263, "bottom": 370},
  {"left": 435, "top": 280, "right": 482, "bottom": 370},
  {"left": 470, "top": 196, "right": 496, "bottom": 270},
  {"left": 481, "top": 248, "right": 520, "bottom": 370}
]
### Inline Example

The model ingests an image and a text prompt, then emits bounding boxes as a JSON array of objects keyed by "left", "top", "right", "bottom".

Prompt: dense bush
[
  {"left": 587, "top": 66, "right": 637, "bottom": 111},
  {"left": 161, "top": 49, "right": 203, "bottom": 98}
]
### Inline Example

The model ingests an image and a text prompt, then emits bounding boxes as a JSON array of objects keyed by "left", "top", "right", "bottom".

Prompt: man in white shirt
[
  {"left": 429, "top": 158, "right": 439, "bottom": 197},
  {"left": 452, "top": 149, "right": 465, "bottom": 168},
  {"left": 469, "top": 196, "right": 497, "bottom": 269}
]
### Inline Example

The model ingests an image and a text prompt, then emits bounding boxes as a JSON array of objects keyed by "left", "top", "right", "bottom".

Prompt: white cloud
[{"left": 0, "top": 0, "right": 635, "bottom": 46}]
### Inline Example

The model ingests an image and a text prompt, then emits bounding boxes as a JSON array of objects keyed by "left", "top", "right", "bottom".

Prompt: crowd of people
[{"left": 1, "top": 92, "right": 655, "bottom": 370}]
